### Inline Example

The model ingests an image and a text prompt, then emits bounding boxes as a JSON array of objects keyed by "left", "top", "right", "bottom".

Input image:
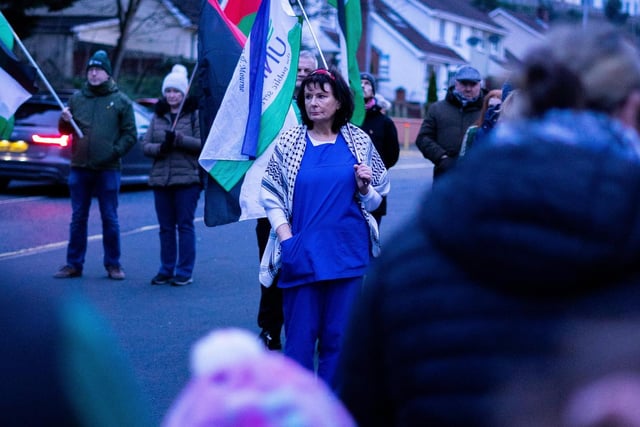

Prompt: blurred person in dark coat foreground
[{"left": 337, "top": 23, "right": 640, "bottom": 427}]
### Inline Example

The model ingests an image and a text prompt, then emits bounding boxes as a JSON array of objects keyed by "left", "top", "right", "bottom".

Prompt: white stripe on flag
[
  {"left": 238, "top": 105, "right": 298, "bottom": 220},
  {"left": 0, "top": 66, "right": 32, "bottom": 119}
]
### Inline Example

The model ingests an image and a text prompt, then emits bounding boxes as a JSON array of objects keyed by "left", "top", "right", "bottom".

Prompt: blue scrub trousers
[{"left": 282, "top": 276, "right": 362, "bottom": 390}]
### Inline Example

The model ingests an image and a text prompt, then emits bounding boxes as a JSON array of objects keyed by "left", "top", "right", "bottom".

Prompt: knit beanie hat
[
  {"left": 162, "top": 64, "right": 189, "bottom": 95},
  {"left": 360, "top": 72, "right": 376, "bottom": 95},
  {"left": 162, "top": 328, "right": 356, "bottom": 427},
  {"left": 86, "top": 50, "right": 112, "bottom": 76}
]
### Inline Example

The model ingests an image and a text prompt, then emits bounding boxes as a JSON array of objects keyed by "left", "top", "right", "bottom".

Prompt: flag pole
[
  {"left": 171, "top": 61, "right": 199, "bottom": 131},
  {"left": 4, "top": 23, "right": 84, "bottom": 138},
  {"left": 295, "top": 0, "right": 328, "bottom": 69}
]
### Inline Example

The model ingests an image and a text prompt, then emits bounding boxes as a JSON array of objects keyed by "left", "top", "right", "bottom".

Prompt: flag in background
[
  {"left": 198, "top": 0, "right": 246, "bottom": 226},
  {"left": 222, "top": 0, "right": 261, "bottom": 36},
  {"left": 0, "top": 13, "right": 36, "bottom": 137},
  {"left": 198, "top": 0, "right": 245, "bottom": 132},
  {"left": 330, "top": 0, "right": 365, "bottom": 126},
  {"left": 199, "top": 0, "right": 301, "bottom": 227}
]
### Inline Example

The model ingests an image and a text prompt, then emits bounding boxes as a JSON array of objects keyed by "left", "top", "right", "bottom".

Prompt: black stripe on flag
[{"left": 0, "top": 39, "right": 37, "bottom": 95}]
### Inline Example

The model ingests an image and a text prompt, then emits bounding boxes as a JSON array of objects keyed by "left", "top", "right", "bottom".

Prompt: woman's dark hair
[{"left": 296, "top": 67, "right": 355, "bottom": 133}]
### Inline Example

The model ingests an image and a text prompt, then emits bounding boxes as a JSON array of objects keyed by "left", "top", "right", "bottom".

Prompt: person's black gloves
[
  {"left": 160, "top": 130, "right": 175, "bottom": 155},
  {"left": 437, "top": 155, "right": 456, "bottom": 174},
  {"left": 481, "top": 105, "right": 501, "bottom": 131}
]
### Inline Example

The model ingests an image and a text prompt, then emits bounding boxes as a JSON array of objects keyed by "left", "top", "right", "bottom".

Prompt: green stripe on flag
[
  {"left": 330, "top": 0, "right": 365, "bottom": 126},
  {"left": 237, "top": 14, "right": 257, "bottom": 36},
  {"left": 209, "top": 159, "right": 254, "bottom": 191},
  {"left": 257, "top": 25, "right": 301, "bottom": 155},
  {"left": 0, "top": 13, "right": 15, "bottom": 138},
  {"left": 0, "top": 13, "right": 11, "bottom": 47}
]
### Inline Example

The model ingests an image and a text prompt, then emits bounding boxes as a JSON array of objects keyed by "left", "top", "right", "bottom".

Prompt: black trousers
[{"left": 256, "top": 218, "right": 284, "bottom": 338}]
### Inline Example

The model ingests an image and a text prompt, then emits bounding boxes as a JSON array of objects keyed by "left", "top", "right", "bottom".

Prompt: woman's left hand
[{"left": 354, "top": 163, "right": 372, "bottom": 195}]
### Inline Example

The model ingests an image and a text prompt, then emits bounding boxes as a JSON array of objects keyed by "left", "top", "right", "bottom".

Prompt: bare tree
[{"left": 111, "top": 0, "right": 143, "bottom": 79}]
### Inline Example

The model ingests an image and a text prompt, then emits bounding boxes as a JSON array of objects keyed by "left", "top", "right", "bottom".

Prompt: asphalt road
[{"left": 0, "top": 148, "right": 432, "bottom": 424}]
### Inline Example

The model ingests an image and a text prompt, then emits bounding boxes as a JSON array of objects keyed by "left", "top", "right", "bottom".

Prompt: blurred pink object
[
  {"left": 162, "top": 328, "right": 356, "bottom": 427},
  {"left": 563, "top": 373, "right": 640, "bottom": 427}
]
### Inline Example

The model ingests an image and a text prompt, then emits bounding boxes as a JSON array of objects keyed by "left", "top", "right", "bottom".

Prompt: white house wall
[
  {"left": 435, "top": 19, "right": 506, "bottom": 80},
  {"left": 489, "top": 12, "right": 544, "bottom": 61},
  {"left": 73, "top": 0, "right": 196, "bottom": 59},
  {"left": 389, "top": 0, "right": 432, "bottom": 39},
  {"left": 380, "top": 0, "right": 506, "bottom": 84},
  {"left": 370, "top": 14, "right": 428, "bottom": 103}
]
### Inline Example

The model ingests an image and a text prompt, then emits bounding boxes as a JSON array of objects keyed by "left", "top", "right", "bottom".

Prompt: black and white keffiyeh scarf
[{"left": 258, "top": 123, "right": 390, "bottom": 286}]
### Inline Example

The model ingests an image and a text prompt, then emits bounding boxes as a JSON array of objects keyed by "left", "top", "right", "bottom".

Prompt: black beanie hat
[
  {"left": 86, "top": 50, "right": 113, "bottom": 76},
  {"left": 360, "top": 72, "right": 376, "bottom": 95}
]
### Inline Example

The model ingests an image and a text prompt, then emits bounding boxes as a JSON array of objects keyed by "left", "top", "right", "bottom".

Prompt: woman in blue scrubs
[{"left": 260, "top": 68, "right": 390, "bottom": 389}]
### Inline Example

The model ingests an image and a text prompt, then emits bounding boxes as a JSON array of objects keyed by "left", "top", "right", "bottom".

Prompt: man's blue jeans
[
  {"left": 153, "top": 184, "right": 201, "bottom": 278},
  {"left": 67, "top": 168, "right": 121, "bottom": 270}
]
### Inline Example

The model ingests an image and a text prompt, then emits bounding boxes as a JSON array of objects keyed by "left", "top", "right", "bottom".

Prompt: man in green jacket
[{"left": 54, "top": 50, "right": 137, "bottom": 280}]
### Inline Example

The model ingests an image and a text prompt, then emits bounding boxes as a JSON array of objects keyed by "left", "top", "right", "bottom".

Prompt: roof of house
[
  {"left": 28, "top": 0, "right": 201, "bottom": 26},
  {"left": 503, "top": 48, "right": 522, "bottom": 66},
  {"left": 28, "top": 15, "right": 109, "bottom": 34},
  {"left": 416, "top": 0, "right": 501, "bottom": 28},
  {"left": 489, "top": 8, "right": 549, "bottom": 35},
  {"left": 172, "top": 0, "right": 200, "bottom": 24},
  {"left": 374, "top": 0, "right": 465, "bottom": 63},
  {"left": 28, "top": 0, "right": 116, "bottom": 17}
]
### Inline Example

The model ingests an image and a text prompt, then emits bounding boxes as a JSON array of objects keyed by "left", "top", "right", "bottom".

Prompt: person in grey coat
[{"left": 142, "top": 64, "right": 202, "bottom": 287}]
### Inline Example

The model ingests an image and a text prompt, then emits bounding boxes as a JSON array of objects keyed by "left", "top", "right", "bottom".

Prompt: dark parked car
[{"left": 0, "top": 92, "right": 152, "bottom": 190}]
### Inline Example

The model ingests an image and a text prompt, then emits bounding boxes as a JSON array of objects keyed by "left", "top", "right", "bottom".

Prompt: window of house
[
  {"left": 439, "top": 20, "right": 446, "bottom": 42},
  {"left": 488, "top": 34, "right": 500, "bottom": 54},
  {"left": 477, "top": 30, "right": 485, "bottom": 51},
  {"left": 454, "top": 24, "right": 461, "bottom": 46}
]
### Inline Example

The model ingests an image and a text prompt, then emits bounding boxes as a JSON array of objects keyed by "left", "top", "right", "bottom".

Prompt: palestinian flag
[
  {"left": 0, "top": 14, "right": 37, "bottom": 134},
  {"left": 331, "top": 0, "right": 365, "bottom": 125},
  {"left": 199, "top": 0, "right": 302, "bottom": 226},
  {"left": 222, "top": 0, "right": 261, "bottom": 36},
  {"left": 198, "top": 0, "right": 245, "bottom": 227}
]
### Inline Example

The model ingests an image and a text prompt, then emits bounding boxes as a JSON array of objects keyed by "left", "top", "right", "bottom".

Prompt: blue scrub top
[{"left": 278, "top": 133, "right": 370, "bottom": 288}]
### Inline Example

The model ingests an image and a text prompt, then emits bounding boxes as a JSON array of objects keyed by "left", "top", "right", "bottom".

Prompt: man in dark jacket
[
  {"left": 415, "top": 65, "right": 484, "bottom": 179},
  {"left": 54, "top": 50, "right": 137, "bottom": 280},
  {"left": 359, "top": 72, "right": 399, "bottom": 225}
]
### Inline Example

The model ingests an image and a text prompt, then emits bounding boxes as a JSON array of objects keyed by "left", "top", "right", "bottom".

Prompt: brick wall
[{"left": 391, "top": 117, "right": 423, "bottom": 150}]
